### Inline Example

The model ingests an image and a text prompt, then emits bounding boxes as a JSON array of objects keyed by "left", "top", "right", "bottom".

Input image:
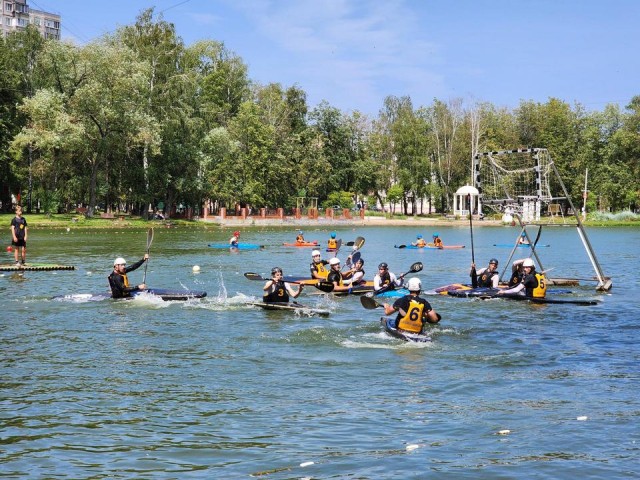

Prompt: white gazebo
[{"left": 453, "top": 185, "right": 481, "bottom": 218}]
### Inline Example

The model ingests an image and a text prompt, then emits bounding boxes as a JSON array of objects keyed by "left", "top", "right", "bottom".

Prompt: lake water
[{"left": 1, "top": 224, "right": 639, "bottom": 479}]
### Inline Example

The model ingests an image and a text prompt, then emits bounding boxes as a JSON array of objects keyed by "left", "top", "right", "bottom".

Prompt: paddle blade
[
  {"left": 354, "top": 236, "right": 365, "bottom": 250},
  {"left": 395, "top": 245, "right": 407, "bottom": 249},
  {"left": 351, "top": 251, "right": 361, "bottom": 265},
  {"left": 244, "top": 272, "right": 265, "bottom": 281},
  {"left": 410, "top": 262, "right": 423, "bottom": 273},
  {"left": 360, "top": 295, "right": 381, "bottom": 309},
  {"left": 146, "top": 228, "right": 154, "bottom": 251},
  {"left": 471, "top": 266, "right": 478, "bottom": 288},
  {"left": 315, "top": 282, "right": 335, "bottom": 293}
]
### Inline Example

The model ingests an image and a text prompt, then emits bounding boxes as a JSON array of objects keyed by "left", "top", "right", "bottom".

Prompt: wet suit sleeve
[{"left": 125, "top": 258, "right": 146, "bottom": 273}]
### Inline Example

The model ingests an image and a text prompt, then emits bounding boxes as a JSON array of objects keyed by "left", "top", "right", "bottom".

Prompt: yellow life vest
[
  {"left": 328, "top": 239, "right": 337, "bottom": 249},
  {"left": 116, "top": 272, "right": 130, "bottom": 287},
  {"left": 313, "top": 262, "right": 329, "bottom": 279},
  {"left": 532, "top": 273, "right": 547, "bottom": 298},
  {"left": 397, "top": 299, "right": 426, "bottom": 333},
  {"left": 416, "top": 239, "right": 426, "bottom": 247}
]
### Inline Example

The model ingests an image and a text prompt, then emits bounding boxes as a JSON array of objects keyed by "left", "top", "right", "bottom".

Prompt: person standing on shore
[{"left": 10, "top": 205, "right": 28, "bottom": 266}]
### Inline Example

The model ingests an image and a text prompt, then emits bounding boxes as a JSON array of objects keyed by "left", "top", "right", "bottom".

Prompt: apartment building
[{"left": 1, "top": 0, "right": 60, "bottom": 40}]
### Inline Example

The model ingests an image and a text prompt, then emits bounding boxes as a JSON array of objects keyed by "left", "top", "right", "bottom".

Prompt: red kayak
[{"left": 282, "top": 241, "right": 319, "bottom": 247}]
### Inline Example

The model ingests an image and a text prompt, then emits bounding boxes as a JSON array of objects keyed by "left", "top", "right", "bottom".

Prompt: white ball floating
[
  {"left": 577, "top": 416, "right": 588, "bottom": 421},
  {"left": 66, "top": 227, "right": 70, "bottom": 232},
  {"left": 497, "top": 429, "right": 511, "bottom": 435},
  {"left": 192, "top": 265, "right": 201, "bottom": 273}
]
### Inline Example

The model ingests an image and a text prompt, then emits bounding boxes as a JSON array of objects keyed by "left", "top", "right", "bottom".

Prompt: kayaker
[
  {"left": 431, "top": 233, "right": 443, "bottom": 248},
  {"left": 507, "top": 258, "right": 526, "bottom": 287},
  {"left": 518, "top": 232, "right": 530, "bottom": 245},
  {"left": 383, "top": 278, "right": 441, "bottom": 333},
  {"left": 296, "top": 230, "right": 305, "bottom": 243},
  {"left": 326, "top": 257, "right": 351, "bottom": 293},
  {"left": 229, "top": 230, "right": 240, "bottom": 247},
  {"left": 108, "top": 255, "right": 149, "bottom": 299},
  {"left": 310, "top": 249, "right": 330, "bottom": 279},
  {"left": 497, "top": 258, "right": 547, "bottom": 298},
  {"left": 374, "top": 262, "right": 404, "bottom": 293},
  {"left": 327, "top": 232, "right": 338, "bottom": 250},
  {"left": 263, "top": 267, "right": 303, "bottom": 303},
  {"left": 344, "top": 257, "right": 366, "bottom": 286},
  {"left": 412, "top": 234, "right": 427, "bottom": 247},
  {"left": 472, "top": 258, "right": 500, "bottom": 288},
  {"left": 10, "top": 205, "right": 28, "bottom": 266}
]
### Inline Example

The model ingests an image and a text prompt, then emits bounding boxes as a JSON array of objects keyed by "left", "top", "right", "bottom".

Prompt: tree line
[{"left": 1, "top": 8, "right": 638, "bottom": 218}]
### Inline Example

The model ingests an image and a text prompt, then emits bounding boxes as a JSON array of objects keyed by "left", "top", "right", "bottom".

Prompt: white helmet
[
  {"left": 522, "top": 258, "right": 535, "bottom": 268},
  {"left": 312, "top": 249, "right": 321, "bottom": 257},
  {"left": 114, "top": 257, "right": 126, "bottom": 266},
  {"left": 407, "top": 277, "right": 422, "bottom": 291},
  {"left": 329, "top": 257, "right": 340, "bottom": 266}
]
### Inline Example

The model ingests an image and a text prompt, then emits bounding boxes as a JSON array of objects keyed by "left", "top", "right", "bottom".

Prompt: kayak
[
  {"left": 248, "top": 301, "right": 330, "bottom": 316},
  {"left": 493, "top": 244, "right": 550, "bottom": 248},
  {"left": 425, "top": 283, "right": 573, "bottom": 296},
  {"left": 373, "top": 288, "right": 410, "bottom": 298},
  {"left": 0, "top": 263, "right": 75, "bottom": 271},
  {"left": 284, "top": 276, "right": 375, "bottom": 288},
  {"left": 53, "top": 288, "right": 207, "bottom": 302},
  {"left": 282, "top": 241, "right": 319, "bottom": 247},
  {"left": 380, "top": 317, "right": 431, "bottom": 343},
  {"left": 208, "top": 243, "right": 264, "bottom": 250},
  {"left": 446, "top": 288, "right": 600, "bottom": 305},
  {"left": 394, "top": 244, "right": 465, "bottom": 250}
]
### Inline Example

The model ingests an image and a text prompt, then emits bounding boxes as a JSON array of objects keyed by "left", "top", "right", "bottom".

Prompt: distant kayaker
[
  {"left": 263, "top": 267, "right": 303, "bottom": 303},
  {"left": 310, "top": 249, "right": 329, "bottom": 280},
  {"left": 518, "top": 232, "right": 530, "bottom": 245},
  {"left": 326, "top": 257, "right": 351, "bottom": 293},
  {"left": 431, "top": 233, "right": 443, "bottom": 248},
  {"left": 296, "top": 230, "right": 305, "bottom": 243},
  {"left": 327, "top": 232, "right": 338, "bottom": 250},
  {"left": 472, "top": 258, "right": 500, "bottom": 288},
  {"left": 10, "top": 205, "right": 28, "bottom": 266},
  {"left": 229, "top": 230, "right": 240, "bottom": 247},
  {"left": 383, "top": 278, "right": 441, "bottom": 333},
  {"left": 108, "top": 255, "right": 149, "bottom": 299},
  {"left": 374, "top": 262, "right": 404, "bottom": 293},
  {"left": 412, "top": 234, "right": 427, "bottom": 248},
  {"left": 497, "top": 258, "right": 547, "bottom": 298}
]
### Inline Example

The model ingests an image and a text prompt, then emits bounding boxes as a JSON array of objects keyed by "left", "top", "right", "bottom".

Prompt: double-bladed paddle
[
  {"left": 360, "top": 295, "right": 382, "bottom": 309},
  {"left": 374, "top": 261, "right": 423, "bottom": 296},
  {"left": 143, "top": 227, "right": 154, "bottom": 284},
  {"left": 243, "top": 272, "right": 334, "bottom": 293}
]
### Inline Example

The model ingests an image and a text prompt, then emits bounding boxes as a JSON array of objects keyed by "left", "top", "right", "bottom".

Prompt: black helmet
[
  {"left": 271, "top": 267, "right": 283, "bottom": 275},
  {"left": 378, "top": 262, "right": 388, "bottom": 269},
  {"left": 489, "top": 258, "right": 499, "bottom": 266}
]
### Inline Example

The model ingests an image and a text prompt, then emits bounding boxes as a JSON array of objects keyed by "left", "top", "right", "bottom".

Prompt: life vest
[
  {"left": 507, "top": 270, "right": 521, "bottom": 288},
  {"left": 478, "top": 270, "right": 497, "bottom": 288},
  {"left": 263, "top": 279, "right": 289, "bottom": 303},
  {"left": 378, "top": 271, "right": 391, "bottom": 288},
  {"left": 327, "top": 270, "right": 343, "bottom": 286},
  {"left": 397, "top": 298, "right": 427, "bottom": 333},
  {"left": 416, "top": 239, "right": 427, "bottom": 247},
  {"left": 433, "top": 238, "right": 443, "bottom": 247},
  {"left": 310, "top": 261, "right": 329, "bottom": 279},
  {"left": 118, "top": 272, "right": 130, "bottom": 287},
  {"left": 296, "top": 235, "right": 304, "bottom": 242},
  {"left": 327, "top": 238, "right": 337, "bottom": 249},
  {"left": 531, "top": 273, "right": 547, "bottom": 298}
]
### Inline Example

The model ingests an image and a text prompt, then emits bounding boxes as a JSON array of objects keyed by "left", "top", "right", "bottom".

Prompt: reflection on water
[{"left": 1, "top": 226, "right": 638, "bottom": 478}]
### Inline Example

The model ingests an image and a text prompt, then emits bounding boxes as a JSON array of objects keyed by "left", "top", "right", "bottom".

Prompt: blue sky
[{"left": 32, "top": 0, "right": 639, "bottom": 117}]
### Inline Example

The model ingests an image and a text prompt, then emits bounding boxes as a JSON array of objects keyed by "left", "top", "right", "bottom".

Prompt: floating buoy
[
  {"left": 577, "top": 416, "right": 588, "bottom": 421},
  {"left": 497, "top": 429, "right": 511, "bottom": 435},
  {"left": 66, "top": 227, "right": 70, "bottom": 232},
  {"left": 192, "top": 265, "right": 201, "bottom": 273}
]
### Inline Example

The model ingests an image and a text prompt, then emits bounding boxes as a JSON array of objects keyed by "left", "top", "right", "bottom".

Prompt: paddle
[
  {"left": 360, "top": 295, "right": 383, "bottom": 309},
  {"left": 374, "top": 261, "right": 423, "bottom": 296},
  {"left": 143, "top": 227, "right": 154, "bottom": 284},
  {"left": 243, "top": 272, "right": 334, "bottom": 293},
  {"left": 344, "top": 237, "right": 365, "bottom": 268},
  {"left": 468, "top": 194, "right": 477, "bottom": 288}
]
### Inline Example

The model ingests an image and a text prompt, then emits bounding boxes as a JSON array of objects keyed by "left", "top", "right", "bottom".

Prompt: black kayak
[
  {"left": 53, "top": 288, "right": 207, "bottom": 302},
  {"left": 380, "top": 317, "right": 431, "bottom": 343},
  {"left": 447, "top": 288, "right": 600, "bottom": 305},
  {"left": 248, "top": 302, "right": 330, "bottom": 316}
]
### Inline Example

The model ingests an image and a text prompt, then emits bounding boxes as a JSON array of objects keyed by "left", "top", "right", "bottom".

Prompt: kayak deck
[
  {"left": 380, "top": 317, "right": 431, "bottom": 342},
  {"left": 53, "top": 288, "right": 207, "bottom": 302}
]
